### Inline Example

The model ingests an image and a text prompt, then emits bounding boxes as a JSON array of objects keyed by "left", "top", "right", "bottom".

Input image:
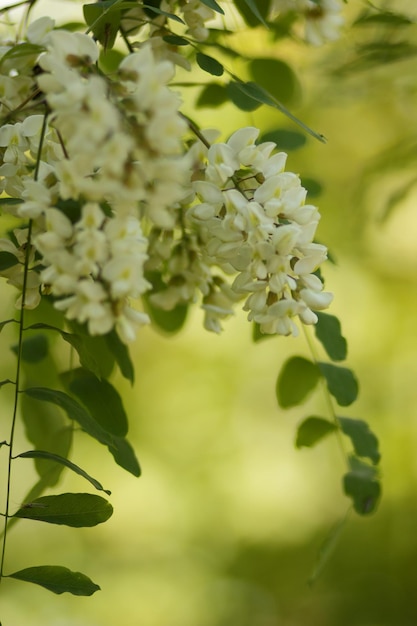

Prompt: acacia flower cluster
[
  {"left": 269, "top": 0, "right": 345, "bottom": 45},
  {"left": 148, "top": 127, "right": 333, "bottom": 335},
  {"left": 0, "top": 16, "right": 332, "bottom": 342}
]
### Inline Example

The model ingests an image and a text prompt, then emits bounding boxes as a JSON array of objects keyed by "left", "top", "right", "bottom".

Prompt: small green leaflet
[
  {"left": 163, "top": 35, "right": 189, "bottom": 46},
  {"left": 200, "top": 0, "right": 224, "bottom": 15},
  {"left": 16, "top": 450, "right": 111, "bottom": 495},
  {"left": 61, "top": 368, "right": 128, "bottom": 437},
  {"left": 11, "top": 334, "right": 48, "bottom": 363},
  {"left": 261, "top": 129, "right": 307, "bottom": 151},
  {"left": 295, "top": 416, "right": 336, "bottom": 448},
  {"left": 23, "top": 387, "right": 140, "bottom": 476},
  {"left": 339, "top": 417, "right": 380, "bottom": 464},
  {"left": 0, "top": 251, "right": 19, "bottom": 271},
  {"left": 315, "top": 313, "right": 347, "bottom": 362},
  {"left": 228, "top": 78, "right": 326, "bottom": 142},
  {"left": 318, "top": 363, "right": 359, "bottom": 406},
  {"left": 14, "top": 493, "right": 113, "bottom": 527},
  {"left": 276, "top": 356, "right": 320, "bottom": 408},
  {"left": 239, "top": 0, "right": 268, "bottom": 27},
  {"left": 343, "top": 457, "right": 381, "bottom": 515},
  {"left": 142, "top": 4, "right": 185, "bottom": 23},
  {"left": 196, "top": 52, "right": 224, "bottom": 76},
  {"left": 0, "top": 43, "right": 43, "bottom": 69},
  {"left": 8, "top": 566, "right": 100, "bottom": 596}
]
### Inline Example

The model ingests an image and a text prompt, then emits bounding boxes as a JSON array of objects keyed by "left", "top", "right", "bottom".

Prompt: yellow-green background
[{"left": 1, "top": 1, "right": 417, "bottom": 623}]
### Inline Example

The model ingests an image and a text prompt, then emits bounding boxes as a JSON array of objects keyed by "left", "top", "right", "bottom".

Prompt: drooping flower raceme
[{"left": 0, "top": 18, "right": 332, "bottom": 342}]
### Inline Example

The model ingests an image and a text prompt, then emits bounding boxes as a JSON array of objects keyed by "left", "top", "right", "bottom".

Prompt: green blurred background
[{"left": 1, "top": 0, "right": 417, "bottom": 623}]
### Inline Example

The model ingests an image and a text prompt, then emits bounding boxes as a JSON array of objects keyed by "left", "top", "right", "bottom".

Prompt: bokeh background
[{"left": 1, "top": 0, "right": 417, "bottom": 624}]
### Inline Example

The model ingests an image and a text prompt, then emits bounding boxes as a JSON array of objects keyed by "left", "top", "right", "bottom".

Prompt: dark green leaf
[
  {"left": 0, "top": 251, "right": 19, "bottom": 270},
  {"left": 239, "top": 0, "right": 269, "bottom": 27},
  {"left": 196, "top": 83, "right": 229, "bottom": 108},
  {"left": 339, "top": 417, "right": 380, "bottom": 465},
  {"left": 302, "top": 177, "right": 323, "bottom": 198},
  {"left": 8, "top": 566, "right": 100, "bottom": 596},
  {"left": 249, "top": 58, "right": 299, "bottom": 105},
  {"left": 144, "top": 274, "right": 188, "bottom": 334},
  {"left": 308, "top": 510, "right": 350, "bottom": 586},
  {"left": 61, "top": 368, "right": 128, "bottom": 437},
  {"left": 200, "top": 0, "right": 224, "bottom": 15},
  {"left": 261, "top": 128, "right": 306, "bottom": 151},
  {"left": 0, "top": 197, "right": 22, "bottom": 206},
  {"left": 196, "top": 52, "right": 224, "bottom": 76},
  {"left": 226, "top": 81, "right": 261, "bottom": 111},
  {"left": 105, "top": 330, "right": 134, "bottom": 384},
  {"left": 318, "top": 363, "right": 359, "bottom": 406},
  {"left": 99, "top": 48, "right": 126, "bottom": 73},
  {"left": 163, "top": 35, "right": 189, "bottom": 46},
  {"left": 23, "top": 387, "right": 140, "bottom": 476},
  {"left": 14, "top": 493, "right": 113, "bottom": 527},
  {"left": 276, "top": 356, "right": 320, "bottom": 408},
  {"left": 343, "top": 457, "right": 381, "bottom": 515},
  {"left": 108, "top": 436, "right": 140, "bottom": 477},
  {"left": 233, "top": 0, "right": 270, "bottom": 27},
  {"left": 25, "top": 322, "right": 115, "bottom": 379},
  {"left": 229, "top": 79, "right": 326, "bottom": 143},
  {"left": 11, "top": 334, "right": 48, "bottom": 363},
  {"left": 142, "top": 4, "right": 185, "bottom": 23},
  {"left": 83, "top": 2, "right": 121, "bottom": 49},
  {"left": 295, "top": 416, "right": 336, "bottom": 448},
  {"left": 252, "top": 322, "right": 275, "bottom": 342},
  {"left": 16, "top": 450, "right": 111, "bottom": 495},
  {"left": 20, "top": 379, "right": 73, "bottom": 486},
  {"left": 314, "top": 313, "right": 347, "bottom": 362}
]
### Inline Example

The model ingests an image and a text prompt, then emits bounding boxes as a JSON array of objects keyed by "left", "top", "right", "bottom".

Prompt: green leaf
[
  {"left": 295, "top": 416, "right": 336, "bottom": 448},
  {"left": 142, "top": 4, "right": 185, "bottom": 23},
  {"left": 199, "top": 0, "right": 224, "bottom": 15},
  {"left": 105, "top": 330, "right": 134, "bottom": 384},
  {"left": 252, "top": 322, "right": 275, "bottom": 342},
  {"left": 276, "top": 357, "right": 320, "bottom": 408},
  {"left": 318, "top": 363, "right": 359, "bottom": 406},
  {"left": 308, "top": 510, "right": 350, "bottom": 586},
  {"left": 16, "top": 450, "right": 111, "bottom": 495},
  {"left": 83, "top": 1, "right": 121, "bottom": 49},
  {"left": 314, "top": 313, "right": 347, "bottom": 362},
  {"left": 14, "top": 493, "right": 113, "bottom": 527},
  {"left": 23, "top": 387, "right": 140, "bottom": 476},
  {"left": 226, "top": 81, "right": 261, "bottom": 112},
  {"left": 196, "top": 83, "right": 228, "bottom": 108},
  {"left": 99, "top": 48, "right": 126, "bottom": 73},
  {"left": 249, "top": 58, "right": 299, "bottom": 105},
  {"left": 301, "top": 177, "right": 323, "bottom": 198},
  {"left": 196, "top": 52, "right": 224, "bottom": 76},
  {"left": 229, "top": 78, "right": 326, "bottom": 143},
  {"left": 61, "top": 368, "right": 128, "bottom": 437},
  {"left": 144, "top": 273, "right": 188, "bottom": 334},
  {"left": 11, "top": 334, "right": 48, "bottom": 363},
  {"left": 0, "top": 197, "right": 22, "bottom": 207},
  {"left": 163, "top": 35, "right": 189, "bottom": 46},
  {"left": 339, "top": 417, "right": 380, "bottom": 464},
  {"left": 8, "top": 566, "right": 100, "bottom": 596},
  {"left": 343, "top": 457, "right": 381, "bottom": 515},
  {"left": 239, "top": 0, "right": 269, "bottom": 27},
  {"left": 26, "top": 322, "right": 115, "bottom": 379},
  {"left": 20, "top": 375, "right": 73, "bottom": 486},
  {"left": 0, "top": 251, "right": 19, "bottom": 270},
  {"left": 233, "top": 0, "right": 270, "bottom": 27},
  {"left": 0, "top": 43, "right": 43, "bottom": 69},
  {"left": 261, "top": 128, "right": 307, "bottom": 151}
]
